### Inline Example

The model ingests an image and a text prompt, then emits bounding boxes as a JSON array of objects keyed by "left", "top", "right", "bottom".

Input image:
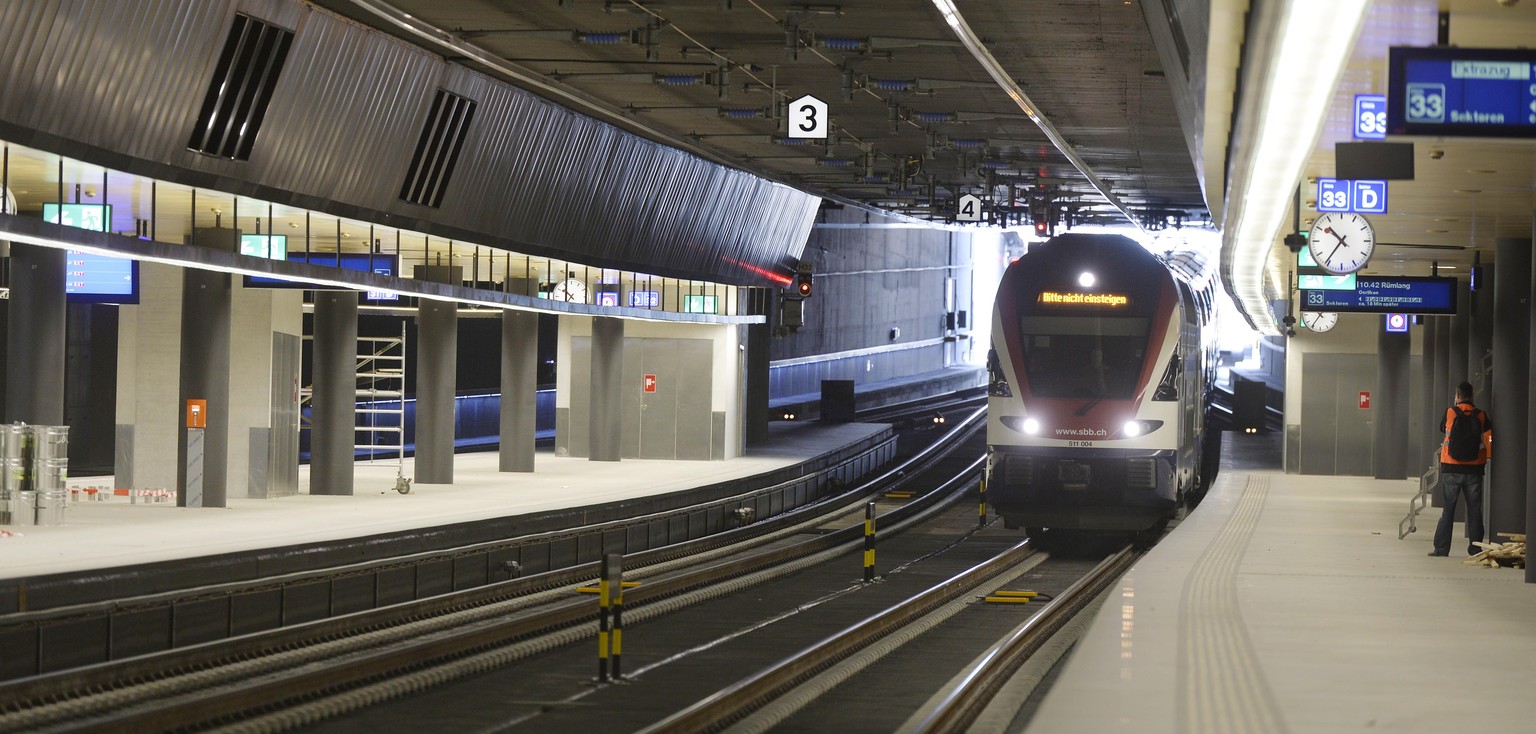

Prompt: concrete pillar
[
  {"left": 5, "top": 244, "right": 66, "bottom": 425},
  {"left": 500, "top": 310, "right": 538, "bottom": 472},
  {"left": 744, "top": 287, "right": 772, "bottom": 446},
  {"left": 1491, "top": 238, "right": 1530, "bottom": 539},
  {"left": 1421, "top": 317, "right": 1441, "bottom": 467},
  {"left": 1374, "top": 326, "right": 1410, "bottom": 479},
  {"left": 1469, "top": 264, "right": 1494, "bottom": 406},
  {"left": 589, "top": 316, "right": 623, "bottom": 462},
  {"left": 176, "top": 268, "right": 231, "bottom": 507},
  {"left": 1449, "top": 278, "right": 1470, "bottom": 391},
  {"left": 1432, "top": 316, "right": 1450, "bottom": 418},
  {"left": 1526, "top": 213, "right": 1536, "bottom": 582},
  {"left": 311, "top": 293, "right": 357, "bottom": 495},
  {"left": 415, "top": 299, "right": 457, "bottom": 484}
]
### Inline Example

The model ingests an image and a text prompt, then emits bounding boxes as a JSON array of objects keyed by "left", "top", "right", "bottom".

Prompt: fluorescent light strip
[
  {"left": 1224, "top": 0, "right": 1369, "bottom": 335},
  {"left": 929, "top": 0, "right": 1138, "bottom": 227},
  {"left": 2, "top": 228, "right": 755, "bottom": 325}
]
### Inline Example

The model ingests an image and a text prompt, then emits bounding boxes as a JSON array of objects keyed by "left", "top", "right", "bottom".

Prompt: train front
[{"left": 986, "top": 235, "right": 1181, "bottom": 531}]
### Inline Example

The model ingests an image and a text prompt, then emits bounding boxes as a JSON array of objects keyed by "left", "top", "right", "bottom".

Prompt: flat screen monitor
[
  {"left": 239, "top": 234, "right": 288, "bottom": 260},
  {"left": 44, "top": 203, "right": 110, "bottom": 232},
  {"left": 63, "top": 250, "right": 139, "bottom": 303},
  {"left": 683, "top": 294, "right": 718, "bottom": 314},
  {"left": 628, "top": 290, "right": 660, "bottom": 308},
  {"left": 244, "top": 252, "right": 400, "bottom": 302},
  {"left": 44, "top": 203, "right": 140, "bottom": 303}
]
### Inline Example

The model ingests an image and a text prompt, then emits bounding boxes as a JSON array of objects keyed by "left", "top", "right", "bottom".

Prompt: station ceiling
[{"left": 315, "top": 0, "right": 1208, "bottom": 231}]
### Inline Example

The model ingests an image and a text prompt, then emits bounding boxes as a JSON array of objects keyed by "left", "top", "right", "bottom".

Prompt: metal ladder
[{"left": 355, "top": 324, "right": 411, "bottom": 494}]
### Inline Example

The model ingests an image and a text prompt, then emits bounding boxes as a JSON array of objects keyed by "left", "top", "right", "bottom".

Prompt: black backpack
[{"left": 1446, "top": 406, "right": 1484, "bottom": 462}]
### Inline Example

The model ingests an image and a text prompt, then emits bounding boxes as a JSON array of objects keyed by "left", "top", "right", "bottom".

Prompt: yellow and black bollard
[
  {"left": 612, "top": 558, "right": 625, "bottom": 680},
  {"left": 863, "top": 500, "right": 877, "bottom": 582},
  {"left": 978, "top": 476, "right": 988, "bottom": 528},
  {"left": 597, "top": 553, "right": 623, "bottom": 681}
]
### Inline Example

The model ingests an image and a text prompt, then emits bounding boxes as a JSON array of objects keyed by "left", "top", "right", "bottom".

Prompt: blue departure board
[
  {"left": 64, "top": 250, "right": 138, "bottom": 302},
  {"left": 1300, "top": 276, "right": 1457, "bottom": 315},
  {"left": 1388, "top": 47, "right": 1536, "bottom": 138}
]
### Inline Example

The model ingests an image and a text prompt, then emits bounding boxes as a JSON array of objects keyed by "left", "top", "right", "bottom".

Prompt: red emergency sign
[
  {"left": 1358, "top": 391, "right": 1371, "bottom": 410},
  {"left": 643, "top": 374, "right": 657, "bottom": 393}
]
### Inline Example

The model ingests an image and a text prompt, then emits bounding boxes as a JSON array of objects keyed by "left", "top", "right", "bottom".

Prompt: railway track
[
  {"left": 0, "top": 408, "right": 987, "bottom": 733},
  {"left": 635, "top": 539, "right": 1137, "bottom": 734}
]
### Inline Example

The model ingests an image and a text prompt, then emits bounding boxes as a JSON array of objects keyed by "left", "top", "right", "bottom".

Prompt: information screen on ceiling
[
  {"left": 1300, "top": 276, "right": 1457, "bottom": 315},
  {"left": 1387, "top": 46, "right": 1536, "bottom": 138}
]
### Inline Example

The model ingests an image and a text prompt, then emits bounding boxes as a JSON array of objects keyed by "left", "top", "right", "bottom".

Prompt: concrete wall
[
  {"left": 116, "top": 264, "right": 303, "bottom": 496},
  {"left": 770, "top": 206, "right": 1001, "bottom": 398},
  {"left": 227, "top": 283, "right": 303, "bottom": 498},
  {"left": 1283, "top": 313, "right": 1425, "bottom": 475},
  {"left": 115, "top": 262, "right": 183, "bottom": 491},
  {"left": 556, "top": 316, "right": 742, "bottom": 460}
]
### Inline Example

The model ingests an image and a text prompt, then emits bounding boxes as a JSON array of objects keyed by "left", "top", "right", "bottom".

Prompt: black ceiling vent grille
[
  {"left": 189, "top": 14, "right": 294, "bottom": 160},
  {"left": 400, "top": 90, "right": 478, "bottom": 208}
]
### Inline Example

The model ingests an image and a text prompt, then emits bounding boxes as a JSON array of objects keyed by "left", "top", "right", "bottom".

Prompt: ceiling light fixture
[{"left": 1220, "top": 0, "right": 1369, "bottom": 335}]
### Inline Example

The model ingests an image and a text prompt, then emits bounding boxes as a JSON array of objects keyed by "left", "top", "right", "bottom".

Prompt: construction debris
[{"left": 1463, "top": 533, "right": 1526, "bottom": 569}]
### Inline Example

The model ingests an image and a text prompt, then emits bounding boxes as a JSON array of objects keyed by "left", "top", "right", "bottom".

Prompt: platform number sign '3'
[{"left": 788, "top": 94, "right": 829, "bottom": 139}]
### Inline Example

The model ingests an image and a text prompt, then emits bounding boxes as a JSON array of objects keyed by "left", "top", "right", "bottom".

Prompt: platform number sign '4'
[
  {"left": 956, "top": 194, "right": 983, "bottom": 222},
  {"left": 788, "top": 94, "right": 828, "bottom": 139}
]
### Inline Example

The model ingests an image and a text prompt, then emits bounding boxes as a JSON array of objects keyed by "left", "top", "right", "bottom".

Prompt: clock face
[
  {"left": 1308, "top": 212, "right": 1375, "bottom": 275},
  {"left": 1301, "top": 311, "right": 1338, "bottom": 333},
  {"left": 552, "top": 278, "right": 587, "bottom": 303}
]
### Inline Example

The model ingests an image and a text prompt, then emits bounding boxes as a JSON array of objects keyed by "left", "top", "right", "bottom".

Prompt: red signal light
[
  {"left": 795, "top": 270, "right": 813, "bottom": 297},
  {"left": 1034, "top": 218, "right": 1049, "bottom": 236}
]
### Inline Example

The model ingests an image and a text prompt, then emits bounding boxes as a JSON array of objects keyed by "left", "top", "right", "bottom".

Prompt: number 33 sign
[{"left": 788, "top": 94, "right": 828, "bottom": 139}]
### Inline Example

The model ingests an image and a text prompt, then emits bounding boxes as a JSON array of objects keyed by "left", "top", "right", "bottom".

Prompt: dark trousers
[{"left": 1434, "top": 472, "right": 1485, "bottom": 555}]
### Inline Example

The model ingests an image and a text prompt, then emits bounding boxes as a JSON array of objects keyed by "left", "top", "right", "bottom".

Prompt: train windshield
[{"left": 1017, "top": 316, "right": 1148, "bottom": 399}]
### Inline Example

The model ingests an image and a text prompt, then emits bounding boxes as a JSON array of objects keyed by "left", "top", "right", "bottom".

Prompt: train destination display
[
  {"left": 1300, "top": 276, "right": 1457, "bottom": 315},
  {"left": 1388, "top": 46, "right": 1536, "bottom": 138}
]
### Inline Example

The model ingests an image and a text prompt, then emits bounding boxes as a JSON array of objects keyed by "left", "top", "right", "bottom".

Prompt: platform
[
  {"left": 0, "top": 422, "right": 889, "bottom": 581},
  {"left": 1025, "top": 435, "right": 1536, "bottom": 732}
]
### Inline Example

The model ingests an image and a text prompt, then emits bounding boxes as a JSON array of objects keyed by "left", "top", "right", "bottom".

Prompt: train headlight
[
  {"left": 1022, "top": 418, "right": 1040, "bottom": 435},
  {"left": 1117, "top": 420, "right": 1163, "bottom": 438},
  {"left": 1078, "top": 271, "right": 1096, "bottom": 288}
]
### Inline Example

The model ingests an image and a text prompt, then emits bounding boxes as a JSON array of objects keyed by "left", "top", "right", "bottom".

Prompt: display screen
[
  {"left": 1387, "top": 46, "right": 1536, "bottom": 138},
  {"left": 595, "top": 292, "right": 620, "bottom": 307},
  {"left": 44, "top": 203, "right": 111, "bottom": 232},
  {"left": 63, "top": 250, "right": 139, "bottom": 302},
  {"left": 43, "top": 203, "right": 140, "bottom": 303},
  {"left": 239, "top": 234, "right": 288, "bottom": 260},
  {"left": 1300, "top": 276, "right": 1457, "bottom": 314},
  {"left": 245, "top": 252, "right": 400, "bottom": 302},
  {"left": 683, "top": 294, "right": 718, "bottom": 314}
]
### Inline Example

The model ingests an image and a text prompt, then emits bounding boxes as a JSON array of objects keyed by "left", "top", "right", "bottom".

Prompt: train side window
[{"left": 1153, "top": 352, "right": 1180, "bottom": 400}]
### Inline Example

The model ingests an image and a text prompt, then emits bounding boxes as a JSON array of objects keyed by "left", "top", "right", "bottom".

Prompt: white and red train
[{"left": 985, "top": 233, "right": 1218, "bottom": 535}]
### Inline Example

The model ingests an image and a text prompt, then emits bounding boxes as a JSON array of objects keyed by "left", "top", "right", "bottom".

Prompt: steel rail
[
  {"left": 637, "top": 525, "right": 1035, "bottom": 734},
  {"left": 0, "top": 416, "right": 914, "bottom": 681},
  {"left": 903, "top": 545, "right": 1140, "bottom": 733},
  {"left": 0, "top": 416, "right": 986, "bottom": 732}
]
